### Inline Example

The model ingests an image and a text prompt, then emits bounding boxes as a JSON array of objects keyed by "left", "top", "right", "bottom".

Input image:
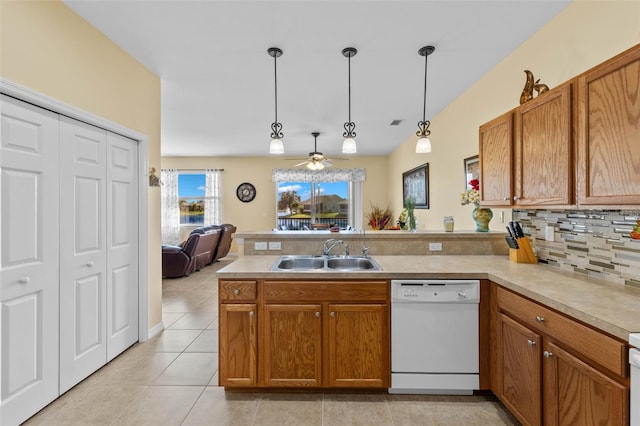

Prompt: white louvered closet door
[
  {"left": 59, "top": 116, "right": 108, "bottom": 393},
  {"left": 0, "top": 95, "right": 60, "bottom": 426}
]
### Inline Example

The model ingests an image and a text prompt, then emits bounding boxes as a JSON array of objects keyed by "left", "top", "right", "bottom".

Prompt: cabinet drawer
[
  {"left": 264, "top": 280, "right": 388, "bottom": 302},
  {"left": 220, "top": 280, "right": 257, "bottom": 301},
  {"left": 496, "top": 286, "right": 626, "bottom": 377}
]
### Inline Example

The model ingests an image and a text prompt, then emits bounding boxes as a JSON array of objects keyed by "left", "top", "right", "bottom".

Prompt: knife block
[{"left": 509, "top": 237, "right": 538, "bottom": 264}]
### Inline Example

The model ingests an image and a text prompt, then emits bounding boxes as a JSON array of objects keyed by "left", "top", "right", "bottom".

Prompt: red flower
[{"left": 469, "top": 179, "right": 480, "bottom": 191}]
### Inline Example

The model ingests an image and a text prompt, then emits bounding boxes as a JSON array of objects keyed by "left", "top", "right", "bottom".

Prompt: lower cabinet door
[
  {"left": 263, "top": 304, "right": 322, "bottom": 387},
  {"left": 219, "top": 303, "right": 257, "bottom": 386},
  {"left": 327, "top": 304, "right": 389, "bottom": 388},
  {"left": 543, "top": 341, "right": 628, "bottom": 426},
  {"left": 500, "top": 314, "right": 542, "bottom": 426}
]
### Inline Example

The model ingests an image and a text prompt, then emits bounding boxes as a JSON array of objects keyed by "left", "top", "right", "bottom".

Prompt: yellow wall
[
  {"left": 389, "top": 0, "right": 640, "bottom": 231},
  {"left": 0, "top": 1, "right": 163, "bottom": 330},
  {"left": 161, "top": 156, "right": 389, "bottom": 235}
]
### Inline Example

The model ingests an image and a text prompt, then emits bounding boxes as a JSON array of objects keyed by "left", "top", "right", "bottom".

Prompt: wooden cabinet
[
  {"left": 479, "top": 111, "right": 513, "bottom": 206},
  {"left": 219, "top": 279, "right": 390, "bottom": 389},
  {"left": 543, "top": 341, "right": 627, "bottom": 426},
  {"left": 577, "top": 43, "right": 640, "bottom": 206},
  {"left": 514, "top": 81, "right": 573, "bottom": 206},
  {"left": 480, "top": 81, "right": 573, "bottom": 207},
  {"left": 263, "top": 304, "right": 322, "bottom": 387},
  {"left": 491, "top": 284, "right": 629, "bottom": 426},
  {"left": 219, "top": 280, "right": 257, "bottom": 387},
  {"left": 327, "top": 304, "right": 389, "bottom": 388}
]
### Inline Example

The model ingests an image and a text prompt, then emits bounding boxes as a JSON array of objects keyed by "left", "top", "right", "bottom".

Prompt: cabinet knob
[
  {"left": 527, "top": 339, "right": 536, "bottom": 347},
  {"left": 503, "top": 197, "right": 510, "bottom": 201},
  {"left": 535, "top": 316, "right": 545, "bottom": 323},
  {"left": 18, "top": 277, "right": 30, "bottom": 284},
  {"left": 249, "top": 310, "right": 255, "bottom": 317},
  {"left": 513, "top": 196, "right": 520, "bottom": 201},
  {"left": 543, "top": 351, "right": 553, "bottom": 358},
  {"left": 233, "top": 289, "right": 240, "bottom": 295},
  {"left": 315, "top": 311, "right": 321, "bottom": 318},
  {"left": 330, "top": 311, "right": 336, "bottom": 317},
  {"left": 86, "top": 261, "right": 94, "bottom": 267}
]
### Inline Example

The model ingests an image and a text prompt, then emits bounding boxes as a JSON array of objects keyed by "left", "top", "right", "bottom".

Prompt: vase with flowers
[
  {"left": 367, "top": 203, "right": 392, "bottom": 230},
  {"left": 461, "top": 179, "right": 492, "bottom": 232}
]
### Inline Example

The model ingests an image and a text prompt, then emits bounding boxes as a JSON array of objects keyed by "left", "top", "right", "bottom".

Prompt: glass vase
[
  {"left": 472, "top": 206, "right": 493, "bottom": 232},
  {"left": 407, "top": 209, "right": 417, "bottom": 232}
]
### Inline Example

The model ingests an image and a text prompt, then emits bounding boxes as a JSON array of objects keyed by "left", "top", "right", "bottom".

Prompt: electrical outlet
[
  {"left": 268, "top": 241, "right": 281, "bottom": 250},
  {"left": 428, "top": 242, "right": 442, "bottom": 251},
  {"left": 254, "top": 242, "right": 268, "bottom": 250},
  {"left": 500, "top": 211, "right": 505, "bottom": 223},
  {"left": 545, "top": 226, "right": 554, "bottom": 242}
]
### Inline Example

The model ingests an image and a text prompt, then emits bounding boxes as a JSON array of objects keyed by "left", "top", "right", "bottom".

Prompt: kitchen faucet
[
  {"left": 361, "top": 228, "right": 369, "bottom": 257},
  {"left": 323, "top": 239, "right": 349, "bottom": 256}
]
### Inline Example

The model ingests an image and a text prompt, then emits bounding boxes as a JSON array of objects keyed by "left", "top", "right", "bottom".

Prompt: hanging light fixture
[
  {"left": 416, "top": 45, "right": 435, "bottom": 153},
  {"left": 341, "top": 47, "right": 358, "bottom": 154},
  {"left": 268, "top": 47, "right": 284, "bottom": 154}
]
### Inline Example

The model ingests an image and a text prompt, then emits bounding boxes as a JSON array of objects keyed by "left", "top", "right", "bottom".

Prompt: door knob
[
  {"left": 86, "top": 261, "right": 95, "bottom": 267},
  {"left": 18, "top": 277, "right": 30, "bottom": 284}
]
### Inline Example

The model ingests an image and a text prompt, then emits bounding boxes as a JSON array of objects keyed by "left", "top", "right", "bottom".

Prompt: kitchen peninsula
[{"left": 217, "top": 254, "right": 640, "bottom": 425}]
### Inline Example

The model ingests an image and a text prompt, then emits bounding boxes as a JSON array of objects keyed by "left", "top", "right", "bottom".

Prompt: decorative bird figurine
[
  {"left": 534, "top": 79, "right": 549, "bottom": 95},
  {"left": 520, "top": 70, "right": 535, "bottom": 104}
]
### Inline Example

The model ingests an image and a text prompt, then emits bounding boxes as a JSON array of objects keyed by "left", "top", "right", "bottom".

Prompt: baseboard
[{"left": 147, "top": 321, "right": 165, "bottom": 340}]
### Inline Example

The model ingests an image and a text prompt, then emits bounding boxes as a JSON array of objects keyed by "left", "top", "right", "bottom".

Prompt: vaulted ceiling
[{"left": 64, "top": 0, "right": 570, "bottom": 157}]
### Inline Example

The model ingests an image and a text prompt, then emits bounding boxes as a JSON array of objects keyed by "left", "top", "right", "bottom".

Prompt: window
[
  {"left": 272, "top": 168, "right": 365, "bottom": 231},
  {"left": 277, "top": 181, "right": 350, "bottom": 230},
  {"left": 178, "top": 173, "right": 206, "bottom": 225}
]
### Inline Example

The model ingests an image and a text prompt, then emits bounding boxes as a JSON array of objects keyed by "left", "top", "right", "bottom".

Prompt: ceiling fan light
[
  {"left": 342, "top": 137, "right": 357, "bottom": 154},
  {"left": 416, "top": 136, "right": 432, "bottom": 153},
  {"left": 269, "top": 138, "right": 284, "bottom": 154}
]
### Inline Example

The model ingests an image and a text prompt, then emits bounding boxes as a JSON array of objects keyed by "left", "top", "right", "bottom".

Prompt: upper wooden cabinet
[
  {"left": 514, "top": 81, "right": 573, "bottom": 206},
  {"left": 480, "top": 81, "right": 574, "bottom": 207},
  {"left": 577, "top": 44, "right": 640, "bottom": 206},
  {"left": 479, "top": 111, "right": 513, "bottom": 206}
]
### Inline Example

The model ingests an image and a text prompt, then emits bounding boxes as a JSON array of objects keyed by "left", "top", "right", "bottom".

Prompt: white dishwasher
[{"left": 390, "top": 279, "right": 480, "bottom": 395}]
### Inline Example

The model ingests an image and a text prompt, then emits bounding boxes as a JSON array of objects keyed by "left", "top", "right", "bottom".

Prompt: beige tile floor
[{"left": 25, "top": 257, "right": 520, "bottom": 426}]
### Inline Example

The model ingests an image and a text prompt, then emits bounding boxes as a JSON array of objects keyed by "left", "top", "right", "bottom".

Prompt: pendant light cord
[
  {"left": 348, "top": 53, "right": 352, "bottom": 123},
  {"left": 274, "top": 53, "right": 278, "bottom": 125},
  {"left": 422, "top": 52, "right": 428, "bottom": 122}
]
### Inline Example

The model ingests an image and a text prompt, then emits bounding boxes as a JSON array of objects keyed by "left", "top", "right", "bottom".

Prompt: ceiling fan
[{"left": 288, "top": 132, "right": 348, "bottom": 170}]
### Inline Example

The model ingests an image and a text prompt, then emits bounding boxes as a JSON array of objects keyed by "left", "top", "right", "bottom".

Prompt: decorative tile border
[{"left": 513, "top": 209, "right": 640, "bottom": 288}]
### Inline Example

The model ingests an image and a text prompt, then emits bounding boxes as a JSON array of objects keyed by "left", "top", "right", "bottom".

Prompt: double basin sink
[{"left": 270, "top": 255, "right": 382, "bottom": 272}]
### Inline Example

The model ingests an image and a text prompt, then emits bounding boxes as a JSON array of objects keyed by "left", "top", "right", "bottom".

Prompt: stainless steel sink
[{"left": 270, "top": 255, "right": 382, "bottom": 271}]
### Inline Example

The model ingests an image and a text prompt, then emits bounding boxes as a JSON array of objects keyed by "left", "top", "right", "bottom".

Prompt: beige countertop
[{"left": 217, "top": 255, "right": 640, "bottom": 342}]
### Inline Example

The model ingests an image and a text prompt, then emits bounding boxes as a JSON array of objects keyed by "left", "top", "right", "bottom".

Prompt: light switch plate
[
  {"left": 429, "top": 242, "right": 443, "bottom": 251},
  {"left": 545, "top": 226, "right": 554, "bottom": 242},
  {"left": 268, "top": 241, "right": 281, "bottom": 250},
  {"left": 255, "top": 242, "right": 268, "bottom": 250}
]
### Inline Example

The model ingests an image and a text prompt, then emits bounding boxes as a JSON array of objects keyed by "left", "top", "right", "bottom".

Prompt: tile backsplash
[{"left": 512, "top": 209, "right": 640, "bottom": 289}]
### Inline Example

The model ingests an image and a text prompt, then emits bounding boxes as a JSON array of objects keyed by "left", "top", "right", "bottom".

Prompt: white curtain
[
  {"left": 272, "top": 168, "right": 366, "bottom": 182},
  {"left": 161, "top": 169, "right": 180, "bottom": 245},
  {"left": 204, "top": 168, "right": 222, "bottom": 225}
]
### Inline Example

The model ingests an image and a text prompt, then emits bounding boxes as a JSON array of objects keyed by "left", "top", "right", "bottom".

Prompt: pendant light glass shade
[
  {"left": 342, "top": 137, "right": 357, "bottom": 154},
  {"left": 268, "top": 47, "right": 284, "bottom": 154},
  {"left": 415, "top": 136, "right": 432, "bottom": 153},
  {"left": 416, "top": 45, "right": 435, "bottom": 153},
  {"left": 342, "top": 47, "right": 358, "bottom": 154},
  {"left": 269, "top": 138, "right": 284, "bottom": 154}
]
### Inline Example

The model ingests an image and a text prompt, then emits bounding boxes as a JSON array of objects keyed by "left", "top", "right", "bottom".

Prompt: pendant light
[
  {"left": 416, "top": 45, "right": 435, "bottom": 153},
  {"left": 342, "top": 47, "right": 357, "bottom": 154},
  {"left": 268, "top": 47, "right": 284, "bottom": 154}
]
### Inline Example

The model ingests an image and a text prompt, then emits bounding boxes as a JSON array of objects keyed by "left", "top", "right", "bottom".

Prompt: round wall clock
[{"left": 236, "top": 182, "right": 256, "bottom": 203}]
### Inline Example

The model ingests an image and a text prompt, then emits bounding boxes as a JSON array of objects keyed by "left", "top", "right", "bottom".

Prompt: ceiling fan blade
[
  {"left": 322, "top": 159, "right": 333, "bottom": 167},
  {"left": 293, "top": 160, "right": 309, "bottom": 167},
  {"left": 327, "top": 157, "right": 349, "bottom": 161}
]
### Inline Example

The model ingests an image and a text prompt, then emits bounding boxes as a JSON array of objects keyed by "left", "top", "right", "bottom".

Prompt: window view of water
[{"left": 180, "top": 214, "right": 204, "bottom": 225}]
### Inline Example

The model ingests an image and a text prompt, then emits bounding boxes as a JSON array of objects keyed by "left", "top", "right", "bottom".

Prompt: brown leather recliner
[
  {"left": 213, "top": 224, "right": 236, "bottom": 261},
  {"left": 162, "top": 233, "right": 201, "bottom": 278},
  {"left": 191, "top": 229, "right": 220, "bottom": 271}
]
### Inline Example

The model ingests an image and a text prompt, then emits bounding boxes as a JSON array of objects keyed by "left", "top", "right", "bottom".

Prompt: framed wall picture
[
  {"left": 402, "top": 163, "right": 429, "bottom": 209},
  {"left": 464, "top": 155, "right": 479, "bottom": 189}
]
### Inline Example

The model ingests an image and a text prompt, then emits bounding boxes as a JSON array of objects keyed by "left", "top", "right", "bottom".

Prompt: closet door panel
[
  {"left": 106, "top": 132, "right": 139, "bottom": 360},
  {"left": 59, "top": 116, "right": 107, "bottom": 393},
  {"left": 0, "top": 95, "right": 60, "bottom": 426}
]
